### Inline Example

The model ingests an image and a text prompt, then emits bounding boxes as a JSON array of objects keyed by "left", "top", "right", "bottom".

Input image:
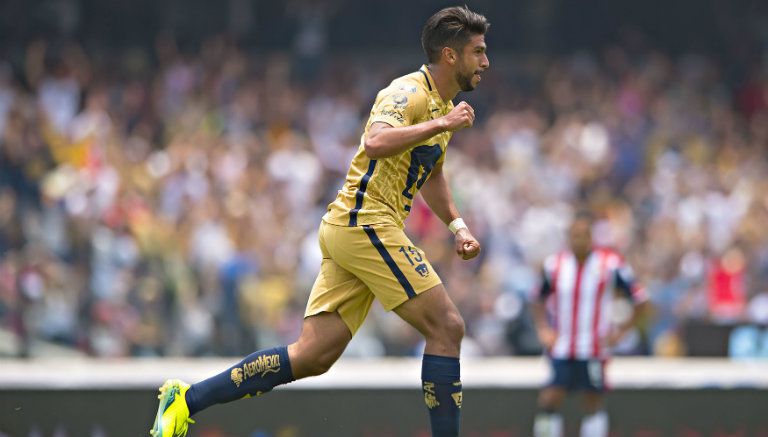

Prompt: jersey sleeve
[
  {"left": 614, "top": 261, "right": 648, "bottom": 303},
  {"left": 538, "top": 268, "right": 554, "bottom": 302},
  {"left": 537, "top": 254, "right": 559, "bottom": 302},
  {"left": 369, "top": 84, "right": 428, "bottom": 128}
]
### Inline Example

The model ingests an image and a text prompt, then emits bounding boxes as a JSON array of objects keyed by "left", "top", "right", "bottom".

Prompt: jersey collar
[
  {"left": 419, "top": 65, "right": 436, "bottom": 93},
  {"left": 419, "top": 65, "right": 453, "bottom": 107}
]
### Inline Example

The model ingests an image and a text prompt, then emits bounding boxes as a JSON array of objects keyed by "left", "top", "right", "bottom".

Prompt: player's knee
[
  {"left": 539, "top": 388, "right": 565, "bottom": 410},
  {"left": 290, "top": 341, "right": 342, "bottom": 378},
  {"left": 582, "top": 395, "right": 603, "bottom": 414},
  {"left": 443, "top": 311, "right": 465, "bottom": 346},
  {"left": 538, "top": 396, "right": 557, "bottom": 410}
]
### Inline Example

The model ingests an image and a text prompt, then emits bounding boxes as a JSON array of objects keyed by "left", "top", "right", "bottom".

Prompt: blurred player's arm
[
  {"left": 532, "top": 268, "right": 557, "bottom": 350},
  {"left": 364, "top": 101, "right": 475, "bottom": 159},
  {"left": 608, "top": 263, "right": 651, "bottom": 346},
  {"left": 420, "top": 161, "right": 480, "bottom": 260}
]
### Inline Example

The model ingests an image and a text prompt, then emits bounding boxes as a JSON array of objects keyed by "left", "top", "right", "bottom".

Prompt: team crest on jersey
[
  {"left": 391, "top": 94, "right": 408, "bottom": 109},
  {"left": 415, "top": 263, "right": 430, "bottom": 277},
  {"left": 231, "top": 367, "right": 244, "bottom": 387}
]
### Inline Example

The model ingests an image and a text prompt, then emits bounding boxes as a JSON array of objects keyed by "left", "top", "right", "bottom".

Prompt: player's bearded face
[
  {"left": 455, "top": 61, "right": 476, "bottom": 92},
  {"left": 454, "top": 35, "right": 488, "bottom": 92}
]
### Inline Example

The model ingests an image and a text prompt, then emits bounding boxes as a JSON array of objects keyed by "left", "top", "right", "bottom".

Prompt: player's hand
[
  {"left": 440, "top": 101, "right": 475, "bottom": 132},
  {"left": 607, "top": 329, "right": 626, "bottom": 347},
  {"left": 454, "top": 228, "right": 481, "bottom": 260},
  {"left": 537, "top": 327, "right": 557, "bottom": 350}
]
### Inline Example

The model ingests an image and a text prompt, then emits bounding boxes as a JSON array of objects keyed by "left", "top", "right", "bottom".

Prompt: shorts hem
[
  {"left": 382, "top": 279, "right": 443, "bottom": 311},
  {"left": 304, "top": 308, "right": 358, "bottom": 336}
]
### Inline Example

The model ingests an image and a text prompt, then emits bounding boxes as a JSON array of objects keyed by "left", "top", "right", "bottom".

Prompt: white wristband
[{"left": 448, "top": 218, "right": 467, "bottom": 234}]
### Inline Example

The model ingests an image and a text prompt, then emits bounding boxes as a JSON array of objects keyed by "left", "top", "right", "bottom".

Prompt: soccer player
[
  {"left": 150, "top": 6, "right": 489, "bottom": 437},
  {"left": 532, "top": 211, "right": 649, "bottom": 437}
]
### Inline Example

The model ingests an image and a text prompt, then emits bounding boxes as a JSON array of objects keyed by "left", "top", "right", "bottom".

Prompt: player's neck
[
  {"left": 574, "top": 250, "right": 591, "bottom": 264},
  {"left": 426, "top": 64, "right": 460, "bottom": 102}
]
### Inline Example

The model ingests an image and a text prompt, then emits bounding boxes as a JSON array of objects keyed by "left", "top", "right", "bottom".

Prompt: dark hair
[{"left": 421, "top": 6, "right": 490, "bottom": 63}]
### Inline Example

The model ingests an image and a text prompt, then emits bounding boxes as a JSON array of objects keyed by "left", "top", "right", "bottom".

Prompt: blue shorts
[{"left": 547, "top": 359, "right": 606, "bottom": 392}]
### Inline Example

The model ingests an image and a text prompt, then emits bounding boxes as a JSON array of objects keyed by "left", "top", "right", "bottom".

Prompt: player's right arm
[{"left": 364, "top": 101, "right": 475, "bottom": 159}]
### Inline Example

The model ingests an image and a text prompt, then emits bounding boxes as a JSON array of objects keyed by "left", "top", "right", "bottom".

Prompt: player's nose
[{"left": 480, "top": 54, "right": 490, "bottom": 69}]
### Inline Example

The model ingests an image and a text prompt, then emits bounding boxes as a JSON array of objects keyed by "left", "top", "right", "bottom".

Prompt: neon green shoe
[{"left": 150, "top": 379, "right": 195, "bottom": 437}]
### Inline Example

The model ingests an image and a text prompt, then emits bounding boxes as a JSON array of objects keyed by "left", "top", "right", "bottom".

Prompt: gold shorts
[{"left": 305, "top": 221, "right": 443, "bottom": 335}]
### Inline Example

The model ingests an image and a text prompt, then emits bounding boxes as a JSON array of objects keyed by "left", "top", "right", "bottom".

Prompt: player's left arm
[
  {"left": 608, "top": 260, "right": 651, "bottom": 346},
  {"left": 419, "top": 161, "right": 480, "bottom": 260}
]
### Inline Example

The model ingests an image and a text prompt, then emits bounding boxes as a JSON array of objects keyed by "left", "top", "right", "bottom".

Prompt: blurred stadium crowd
[{"left": 1, "top": 23, "right": 768, "bottom": 359}]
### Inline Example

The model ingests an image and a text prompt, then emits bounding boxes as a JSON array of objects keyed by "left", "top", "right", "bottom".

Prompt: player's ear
[{"left": 442, "top": 47, "right": 457, "bottom": 65}]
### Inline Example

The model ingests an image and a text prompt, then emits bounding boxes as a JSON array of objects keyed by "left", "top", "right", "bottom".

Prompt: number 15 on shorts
[{"left": 399, "top": 246, "right": 431, "bottom": 278}]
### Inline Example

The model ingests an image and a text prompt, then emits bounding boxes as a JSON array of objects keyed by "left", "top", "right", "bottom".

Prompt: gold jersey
[{"left": 324, "top": 65, "right": 454, "bottom": 228}]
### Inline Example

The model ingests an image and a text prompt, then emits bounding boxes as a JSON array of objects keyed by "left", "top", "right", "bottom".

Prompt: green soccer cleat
[{"left": 150, "top": 379, "right": 195, "bottom": 437}]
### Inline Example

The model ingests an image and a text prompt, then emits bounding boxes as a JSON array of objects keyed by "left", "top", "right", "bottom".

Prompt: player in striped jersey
[
  {"left": 532, "top": 211, "right": 649, "bottom": 437},
  {"left": 150, "top": 6, "right": 489, "bottom": 437}
]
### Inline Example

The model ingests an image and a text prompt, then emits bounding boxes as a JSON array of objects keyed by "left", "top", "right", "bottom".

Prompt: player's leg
[
  {"left": 184, "top": 245, "right": 372, "bottom": 414},
  {"left": 185, "top": 311, "right": 351, "bottom": 414},
  {"left": 151, "top": 222, "right": 369, "bottom": 437},
  {"left": 328, "top": 224, "right": 458, "bottom": 437},
  {"left": 533, "top": 359, "right": 569, "bottom": 437},
  {"left": 152, "top": 312, "right": 351, "bottom": 436},
  {"left": 580, "top": 392, "right": 608, "bottom": 437},
  {"left": 287, "top": 311, "right": 352, "bottom": 378},
  {"left": 534, "top": 387, "right": 567, "bottom": 437},
  {"left": 394, "top": 284, "right": 465, "bottom": 437},
  {"left": 579, "top": 360, "right": 608, "bottom": 437},
  {"left": 394, "top": 284, "right": 464, "bottom": 355}
]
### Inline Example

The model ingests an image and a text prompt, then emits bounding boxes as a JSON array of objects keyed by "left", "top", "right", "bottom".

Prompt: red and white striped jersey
[{"left": 538, "top": 248, "right": 646, "bottom": 360}]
